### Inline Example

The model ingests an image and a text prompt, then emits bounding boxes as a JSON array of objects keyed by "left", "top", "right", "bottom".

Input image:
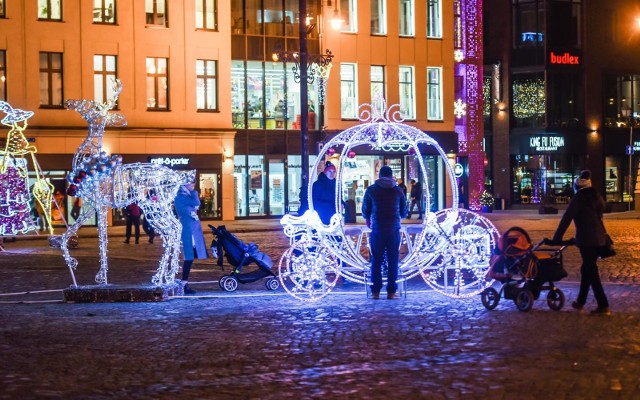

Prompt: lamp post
[
  {"left": 622, "top": 106, "right": 634, "bottom": 211},
  {"left": 274, "top": 1, "right": 334, "bottom": 214}
]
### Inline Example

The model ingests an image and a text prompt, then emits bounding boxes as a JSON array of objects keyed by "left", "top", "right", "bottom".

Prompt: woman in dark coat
[
  {"left": 311, "top": 161, "right": 337, "bottom": 224},
  {"left": 175, "top": 182, "right": 208, "bottom": 294},
  {"left": 552, "top": 170, "right": 610, "bottom": 315}
]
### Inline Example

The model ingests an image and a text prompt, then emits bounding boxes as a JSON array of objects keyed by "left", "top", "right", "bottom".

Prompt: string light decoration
[
  {"left": 512, "top": 79, "right": 545, "bottom": 118},
  {"left": 479, "top": 190, "right": 494, "bottom": 207},
  {"left": 0, "top": 101, "right": 54, "bottom": 236},
  {"left": 59, "top": 80, "right": 194, "bottom": 287},
  {"left": 280, "top": 99, "right": 498, "bottom": 302},
  {"left": 454, "top": 99, "right": 467, "bottom": 119}
]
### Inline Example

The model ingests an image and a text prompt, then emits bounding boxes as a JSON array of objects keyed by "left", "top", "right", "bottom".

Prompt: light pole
[
  {"left": 622, "top": 106, "right": 634, "bottom": 211},
  {"left": 274, "top": 2, "right": 334, "bottom": 214}
]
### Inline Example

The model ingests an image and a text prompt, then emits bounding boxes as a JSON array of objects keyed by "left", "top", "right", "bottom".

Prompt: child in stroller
[
  {"left": 209, "top": 225, "right": 280, "bottom": 292},
  {"left": 482, "top": 226, "right": 572, "bottom": 312}
]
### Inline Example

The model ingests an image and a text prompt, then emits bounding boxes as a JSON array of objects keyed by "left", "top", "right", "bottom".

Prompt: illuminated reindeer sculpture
[{"left": 60, "top": 80, "right": 192, "bottom": 287}]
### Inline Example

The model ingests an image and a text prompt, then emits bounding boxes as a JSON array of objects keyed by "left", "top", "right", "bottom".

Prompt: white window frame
[
  {"left": 370, "top": 65, "right": 386, "bottom": 102},
  {"left": 93, "top": 54, "right": 118, "bottom": 104},
  {"left": 196, "top": 59, "right": 218, "bottom": 111},
  {"left": 371, "top": 0, "right": 387, "bottom": 35},
  {"left": 399, "top": 66, "right": 415, "bottom": 119},
  {"left": 38, "top": 0, "right": 62, "bottom": 20},
  {"left": 427, "top": 0, "right": 442, "bottom": 38},
  {"left": 340, "top": 63, "right": 358, "bottom": 119},
  {"left": 341, "top": 0, "right": 358, "bottom": 33},
  {"left": 427, "top": 67, "right": 443, "bottom": 120},
  {"left": 399, "top": 0, "right": 415, "bottom": 37}
]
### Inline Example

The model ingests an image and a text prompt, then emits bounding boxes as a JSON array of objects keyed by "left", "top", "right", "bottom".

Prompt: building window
[
  {"left": 145, "top": 0, "right": 167, "bottom": 27},
  {"left": 399, "top": 0, "right": 414, "bottom": 36},
  {"left": 371, "top": 65, "right": 385, "bottom": 101},
  {"left": 38, "top": 0, "right": 62, "bottom": 21},
  {"left": 0, "top": 0, "right": 5, "bottom": 18},
  {"left": 427, "top": 67, "right": 442, "bottom": 120},
  {"left": 93, "top": 0, "right": 116, "bottom": 24},
  {"left": 603, "top": 74, "right": 640, "bottom": 128},
  {"left": 196, "top": 59, "right": 218, "bottom": 111},
  {"left": 341, "top": 63, "right": 358, "bottom": 119},
  {"left": 512, "top": 74, "right": 545, "bottom": 128},
  {"left": 399, "top": 66, "right": 415, "bottom": 119},
  {"left": 341, "top": 0, "right": 358, "bottom": 33},
  {"left": 39, "top": 52, "right": 63, "bottom": 108},
  {"left": 454, "top": 0, "right": 462, "bottom": 48},
  {"left": 146, "top": 57, "right": 169, "bottom": 110},
  {"left": 427, "top": 0, "right": 441, "bottom": 38},
  {"left": 94, "top": 55, "right": 117, "bottom": 104},
  {"left": 371, "top": 0, "right": 386, "bottom": 35},
  {"left": 196, "top": 0, "right": 216, "bottom": 30},
  {"left": 512, "top": 0, "right": 544, "bottom": 48},
  {"left": 0, "top": 50, "right": 5, "bottom": 101}
]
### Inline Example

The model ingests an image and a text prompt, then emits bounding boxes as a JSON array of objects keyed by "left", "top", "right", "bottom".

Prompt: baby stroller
[
  {"left": 481, "top": 226, "right": 572, "bottom": 312},
  {"left": 209, "top": 225, "right": 280, "bottom": 292}
]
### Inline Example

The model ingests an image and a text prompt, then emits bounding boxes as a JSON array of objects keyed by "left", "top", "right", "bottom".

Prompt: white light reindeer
[{"left": 61, "top": 80, "right": 192, "bottom": 287}]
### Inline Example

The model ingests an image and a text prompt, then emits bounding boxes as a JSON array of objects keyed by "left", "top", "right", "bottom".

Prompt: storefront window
[
  {"left": 265, "top": 63, "right": 286, "bottom": 130},
  {"left": 199, "top": 173, "right": 219, "bottom": 218},
  {"left": 231, "top": 61, "right": 247, "bottom": 128},
  {"left": 248, "top": 155, "right": 265, "bottom": 216},
  {"left": 269, "top": 159, "right": 285, "bottom": 215},
  {"left": 512, "top": 154, "right": 578, "bottom": 205},
  {"left": 512, "top": 74, "right": 545, "bottom": 128},
  {"left": 234, "top": 155, "right": 248, "bottom": 217},
  {"left": 246, "top": 61, "right": 264, "bottom": 128}
]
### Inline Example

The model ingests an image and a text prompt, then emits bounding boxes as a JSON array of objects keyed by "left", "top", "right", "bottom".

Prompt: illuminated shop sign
[
  {"left": 528, "top": 135, "right": 566, "bottom": 152},
  {"left": 548, "top": 51, "right": 581, "bottom": 66},
  {"left": 149, "top": 157, "right": 191, "bottom": 168}
]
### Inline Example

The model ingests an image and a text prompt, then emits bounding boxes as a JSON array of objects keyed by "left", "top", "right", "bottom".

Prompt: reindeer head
[{"left": 65, "top": 79, "right": 127, "bottom": 131}]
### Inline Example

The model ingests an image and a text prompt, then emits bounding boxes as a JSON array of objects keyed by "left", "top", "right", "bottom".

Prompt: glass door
[{"left": 268, "top": 158, "right": 285, "bottom": 216}]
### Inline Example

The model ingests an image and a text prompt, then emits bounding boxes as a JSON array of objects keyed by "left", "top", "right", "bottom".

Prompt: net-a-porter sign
[{"left": 149, "top": 157, "right": 191, "bottom": 167}]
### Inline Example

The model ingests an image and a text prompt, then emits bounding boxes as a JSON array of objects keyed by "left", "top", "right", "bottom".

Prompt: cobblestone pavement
[{"left": 1, "top": 211, "right": 640, "bottom": 399}]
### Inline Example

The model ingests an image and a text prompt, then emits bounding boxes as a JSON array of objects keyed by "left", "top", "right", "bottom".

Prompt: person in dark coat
[
  {"left": 407, "top": 179, "right": 423, "bottom": 219},
  {"left": 312, "top": 161, "right": 338, "bottom": 224},
  {"left": 552, "top": 170, "right": 610, "bottom": 315},
  {"left": 123, "top": 202, "right": 142, "bottom": 244},
  {"left": 175, "top": 182, "right": 208, "bottom": 294},
  {"left": 397, "top": 178, "right": 407, "bottom": 198},
  {"left": 361, "top": 165, "right": 408, "bottom": 299}
]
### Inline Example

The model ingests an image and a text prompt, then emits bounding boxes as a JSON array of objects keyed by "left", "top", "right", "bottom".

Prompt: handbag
[{"left": 599, "top": 234, "right": 616, "bottom": 259}]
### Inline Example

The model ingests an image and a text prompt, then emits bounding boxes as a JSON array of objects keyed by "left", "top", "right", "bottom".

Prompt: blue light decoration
[
  {"left": 279, "top": 99, "right": 499, "bottom": 302},
  {"left": 59, "top": 80, "right": 194, "bottom": 287}
]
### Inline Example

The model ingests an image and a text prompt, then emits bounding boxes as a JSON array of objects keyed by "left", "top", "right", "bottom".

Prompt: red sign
[{"left": 549, "top": 51, "right": 580, "bottom": 65}]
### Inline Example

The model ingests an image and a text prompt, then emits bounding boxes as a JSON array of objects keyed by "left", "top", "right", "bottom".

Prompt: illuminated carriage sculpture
[{"left": 279, "top": 100, "right": 500, "bottom": 302}]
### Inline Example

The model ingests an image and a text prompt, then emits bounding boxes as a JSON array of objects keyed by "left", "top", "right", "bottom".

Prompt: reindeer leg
[
  {"left": 95, "top": 204, "right": 110, "bottom": 285},
  {"left": 60, "top": 206, "right": 93, "bottom": 287},
  {"left": 165, "top": 213, "right": 182, "bottom": 284}
]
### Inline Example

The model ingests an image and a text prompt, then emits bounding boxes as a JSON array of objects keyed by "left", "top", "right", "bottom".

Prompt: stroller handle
[{"left": 542, "top": 238, "right": 575, "bottom": 247}]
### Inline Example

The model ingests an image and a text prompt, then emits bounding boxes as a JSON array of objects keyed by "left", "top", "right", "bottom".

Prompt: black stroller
[
  {"left": 481, "top": 226, "right": 572, "bottom": 312},
  {"left": 209, "top": 225, "right": 280, "bottom": 292}
]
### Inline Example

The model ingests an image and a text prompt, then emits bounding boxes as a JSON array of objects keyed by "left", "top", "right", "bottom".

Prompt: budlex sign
[{"left": 547, "top": 49, "right": 582, "bottom": 68}]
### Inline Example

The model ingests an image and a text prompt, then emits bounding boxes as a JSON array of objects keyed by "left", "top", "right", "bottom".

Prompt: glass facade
[{"left": 512, "top": 154, "right": 582, "bottom": 204}]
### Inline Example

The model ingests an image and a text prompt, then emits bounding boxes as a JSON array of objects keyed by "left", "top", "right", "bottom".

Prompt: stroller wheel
[
  {"left": 219, "top": 275, "right": 228, "bottom": 289},
  {"left": 547, "top": 287, "right": 565, "bottom": 311},
  {"left": 481, "top": 287, "right": 500, "bottom": 310},
  {"left": 221, "top": 276, "right": 239, "bottom": 292},
  {"left": 515, "top": 288, "right": 534, "bottom": 312},
  {"left": 265, "top": 278, "right": 280, "bottom": 291}
]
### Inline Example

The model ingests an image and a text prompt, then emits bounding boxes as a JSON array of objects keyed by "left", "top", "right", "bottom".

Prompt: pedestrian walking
[
  {"left": 361, "top": 165, "right": 407, "bottom": 299},
  {"left": 551, "top": 170, "right": 611, "bottom": 315},
  {"left": 312, "top": 161, "right": 338, "bottom": 224},
  {"left": 123, "top": 203, "right": 142, "bottom": 244},
  {"left": 397, "top": 178, "right": 407, "bottom": 198},
  {"left": 175, "top": 181, "right": 208, "bottom": 295},
  {"left": 142, "top": 213, "right": 155, "bottom": 243},
  {"left": 407, "top": 179, "right": 423, "bottom": 219}
]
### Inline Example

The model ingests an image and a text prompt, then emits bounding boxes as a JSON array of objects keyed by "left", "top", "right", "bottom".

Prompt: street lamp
[
  {"left": 622, "top": 106, "right": 634, "bottom": 211},
  {"left": 273, "top": 1, "right": 335, "bottom": 214}
]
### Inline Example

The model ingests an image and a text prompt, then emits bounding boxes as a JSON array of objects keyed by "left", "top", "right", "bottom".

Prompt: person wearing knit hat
[
  {"left": 361, "top": 165, "right": 408, "bottom": 299},
  {"left": 552, "top": 169, "right": 611, "bottom": 315},
  {"left": 311, "top": 160, "right": 338, "bottom": 224}
]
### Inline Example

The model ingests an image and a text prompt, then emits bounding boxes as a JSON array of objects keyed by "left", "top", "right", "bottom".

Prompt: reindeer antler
[{"left": 65, "top": 79, "right": 127, "bottom": 127}]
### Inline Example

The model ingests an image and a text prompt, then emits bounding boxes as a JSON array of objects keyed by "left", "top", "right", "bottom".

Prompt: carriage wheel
[
  {"left": 547, "top": 287, "right": 565, "bottom": 311},
  {"left": 419, "top": 209, "right": 499, "bottom": 299},
  {"left": 481, "top": 287, "right": 500, "bottom": 310},
  {"left": 221, "top": 276, "right": 238, "bottom": 292},
  {"left": 515, "top": 288, "right": 534, "bottom": 312},
  {"left": 278, "top": 241, "right": 339, "bottom": 302},
  {"left": 265, "top": 277, "right": 280, "bottom": 291}
]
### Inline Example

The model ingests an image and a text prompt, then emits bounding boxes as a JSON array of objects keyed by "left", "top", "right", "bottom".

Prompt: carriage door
[{"left": 267, "top": 158, "right": 286, "bottom": 216}]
